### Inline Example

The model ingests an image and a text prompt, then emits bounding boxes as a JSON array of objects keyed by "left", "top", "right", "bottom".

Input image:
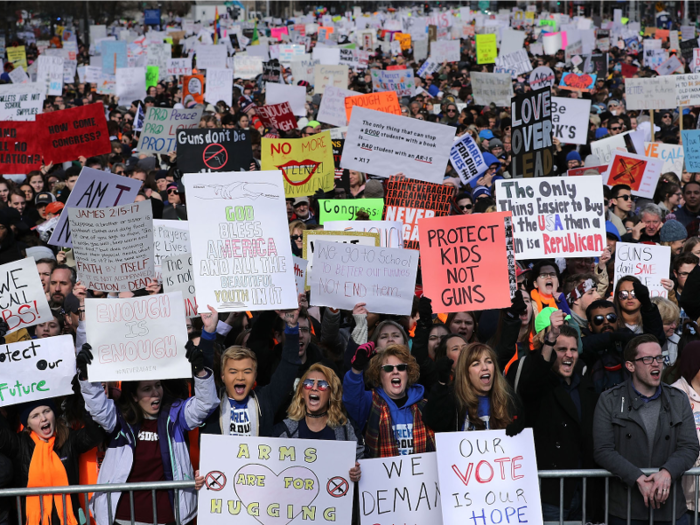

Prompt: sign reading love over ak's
[{"left": 198, "top": 434, "right": 356, "bottom": 525}]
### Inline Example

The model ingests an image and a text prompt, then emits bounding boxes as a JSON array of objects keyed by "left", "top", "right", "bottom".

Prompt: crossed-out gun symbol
[{"left": 612, "top": 158, "right": 646, "bottom": 184}]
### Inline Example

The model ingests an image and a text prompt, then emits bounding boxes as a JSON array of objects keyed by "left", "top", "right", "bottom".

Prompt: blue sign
[{"left": 144, "top": 9, "right": 161, "bottom": 25}]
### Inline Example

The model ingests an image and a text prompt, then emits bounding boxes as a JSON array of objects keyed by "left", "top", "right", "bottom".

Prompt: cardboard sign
[
  {"left": 0, "top": 121, "right": 42, "bottom": 175},
  {"left": 359, "top": 453, "right": 442, "bottom": 525},
  {"left": 370, "top": 69, "right": 415, "bottom": 97},
  {"left": 177, "top": 128, "right": 252, "bottom": 173},
  {"left": 302, "top": 230, "right": 380, "bottom": 287},
  {"left": 36, "top": 103, "right": 111, "bottom": 164},
  {"left": 476, "top": 34, "right": 497, "bottom": 64},
  {"left": 198, "top": 434, "right": 356, "bottom": 525},
  {"left": 383, "top": 176, "right": 453, "bottom": 251},
  {"left": 344, "top": 91, "right": 402, "bottom": 122},
  {"left": 85, "top": 292, "right": 190, "bottom": 381},
  {"left": 436, "top": 430, "right": 544, "bottom": 525},
  {"left": 470, "top": 72, "right": 513, "bottom": 107},
  {"left": 419, "top": 212, "right": 515, "bottom": 312},
  {"left": 614, "top": 243, "right": 670, "bottom": 299},
  {"left": 675, "top": 73, "right": 700, "bottom": 106},
  {"left": 551, "top": 97, "right": 591, "bottom": 145},
  {"left": 68, "top": 201, "right": 155, "bottom": 292},
  {"left": 511, "top": 88, "right": 555, "bottom": 178},
  {"left": 643, "top": 142, "right": 684, "bottom": 177},
  {"left": 162, "top": 254, "right": 198, "bottom": 317},
  {"left": 682, "top": 130, "right": 700, "bottom": 173},
  {"left": 323, "top": 221, "right": 404, "bottom": 249},
  {"left": 256, "top": 102, "right": 298, "bottom": 132},
  {"left": 183, "top": 171, "right": 298, "bottom": 313},
  {"left": 342, "top": 107, "right": 455, "bottom": 184},
  {"left": 318, "top": 199, "right": 384, "bottom": 224},
  {"left": 265, "top": 83, "right": 307, "bottom": 117},
  {"left": 625, "top": 76, "right": 677, "bottom": 110},
  {"left": 309, "top": 241, "right": 418, "bottom": 315},
  {"left": 417, "top": 58, "right": 440, "bottom": 78},
  {"left": 603, "top": 151, "right": 664, "bottom": 199},
  {"left": 494, "top": 176, "right": 606, "bottom": 260},
  {"left": 0, "top": 335, "right": 76, "bottom": 407},
  {"left": 261, "top": 131, "right": 335, "bottom": 198},
  {"left": 0, "top": 258, "right": 53, "bottom": 334},
  {"left": 450, "top": 133, "right": 488, "bottom": 185},
  {"left": 317, "top": 86, "right": 358, "bottom": 127},
  {"left": 0, "top": 84, "right": 44, "bottom": 121},
  {"left": 314, "top": 64, "right": 349, "bottom": 94},
  {"left": 48, "top": 167, "right": 142, "bottom": 248},
  {"left": 137, "top": 106, "right": 203, "bottom": 155}
]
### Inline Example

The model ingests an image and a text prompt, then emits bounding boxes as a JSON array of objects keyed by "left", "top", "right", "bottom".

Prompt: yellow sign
[
  {"left": 7, "top": 46, "right": 27, "bottom": 70},
  {"left": 261, "top": 130, "right": 335, "bottom": 198},
  {"left": 394, "top": 33, "right": 412, "bottom": 51},
  {"left": 475, "top": 34, "right": 497, "bottom": 64}
]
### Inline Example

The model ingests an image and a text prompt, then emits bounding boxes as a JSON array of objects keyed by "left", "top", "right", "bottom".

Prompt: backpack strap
[{"left": 514, "top": 354, "right": 527, "bottom": 393}]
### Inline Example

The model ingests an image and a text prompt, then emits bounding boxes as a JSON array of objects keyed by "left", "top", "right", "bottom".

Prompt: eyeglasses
[
  {"left": 662, "top": 115, "right": 672, "bottom": 119},
  {"left": 677, "top": 271, "right": 692, "bottom": 277},
  {"left": 615, "top": 194, "right": 631, "bottom": 201},
  {"left": 168, "top": 189, "right": 179, "bottom": 195},
  {"left": 381, "top": 364, "right": 408, "bottom": 373},
  {"left": 618, "top": 290, "right": 636, "bottom": 300},
  {"left": 302, "top": 379, "right": 330, "bottom": 390},
  {"left": 459, "top": 204, "right": 473, "bottom": 210},
  {"left": 604, "top": 199, "right": 609, "bottom": 207},
  {"left": 538, "top": 272, "right": 557, "bottom": 279},
  {"left": 592, "top": 313, "right": 618, "bottom": 326},
  {"left": 673, "top": 192, "right": 682, "bottom": 197},
  {"left": 447, "top": 109, "right": 457, "bottom": 113},
  {"left": 291, "top": 234, "right": 302, "bottom": 241},
  {"left": 633, "top": 355, "right": 664, "bottom": 365},
  {"left": 610, "top": 126, "right": 621, "bottom": 131}
]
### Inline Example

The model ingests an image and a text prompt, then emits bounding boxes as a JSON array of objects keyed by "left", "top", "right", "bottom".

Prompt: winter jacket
[
  {"left": 274, "top": 418, "right": 365, "bottom": 460},
  {"left": 671, "top": 377, "right": 700, "bottom": 511},
  {"left": 593, "top": 379, "right": 700, "bottom": 521},
  {"left": 79, "top": 371, "right": 218, "bottom": 525}
]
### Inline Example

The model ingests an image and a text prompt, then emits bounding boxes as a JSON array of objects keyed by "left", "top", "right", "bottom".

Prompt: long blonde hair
[
  {"left": 453, "top": 343, "right": 514, "bottom": 430},
  {"left": 287, "top": 364, "right": 347, "bottom": 428}
]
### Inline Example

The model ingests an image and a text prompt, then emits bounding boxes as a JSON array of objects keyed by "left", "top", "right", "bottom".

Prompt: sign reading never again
[{"left": 510, "top": 87, "right": 554, "bottom": 178}]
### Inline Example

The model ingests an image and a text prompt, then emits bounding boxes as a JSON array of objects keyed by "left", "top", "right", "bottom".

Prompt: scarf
[
  {"left": 26, "top": 432, "right": 77, "bottom": 525},
  {"left": 530, "top": 289, "right": 558, "bottom": 314}
]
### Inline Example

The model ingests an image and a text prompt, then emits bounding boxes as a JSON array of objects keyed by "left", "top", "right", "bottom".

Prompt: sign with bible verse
[
  {"left": 614, "top": 242, "right": 671, "bottom": 299},
  {"left": 0, "top": 258, "right": 53, "bottom": 334},
  {"left": 341, "top": 107, "right": 455, "bottom": 184},
  {"left": 85, "top": 292, "right": 190, "bottom": 381},
  {"left": 68, "top": 201, "right": 155, "bottom": 292},
  {"left": 37, "top": 103, "right": 111, "bottom": 164},
  {"left": 0, "top": 335, "right": 76, "bottom": 407},
  {"left": 419, "top": 212, "right": 515, "bottom": 312},
  {"left": 198, "top": 434, "right": 356, "bottom": 525},
  {"left": 183, "top": 171, "right": 298, "bottom": 313},
  {"left": 494, "top": 177, "right": 606, "bottom": 260}
]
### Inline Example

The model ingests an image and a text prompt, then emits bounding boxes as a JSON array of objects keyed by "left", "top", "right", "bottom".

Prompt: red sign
[
  {"left": 37, "top": 103, "right": 111, "bottom": 164},
  {"left": 567, "top": 165, "right": 607, "bottom": 177},
  {"left": 255, "top": 102, "right": 298, "bottom": 132},
  {"left": 0, "top": 121, "right": 42, "bottom": 174}
]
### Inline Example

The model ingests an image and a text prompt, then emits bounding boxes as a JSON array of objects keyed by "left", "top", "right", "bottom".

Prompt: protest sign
[
  {"left": 318, "top": 199, "right": 383, "bottom": 224},
  {"left": 476, "top": 34, "right": 497, "bottom": 64},
  {"left": 153, "top": 219, "right": 190, "bottom": 273},
  {"left": 147, "top": 43, "right": 171, "bottom": 73},
  {"left": 551, "top": 97, "right": 591, "bottom": 145},
  {"left": 359, "top": 453, "right": 442, "bottom": 525},
  {"left": 116, "top": 67, "right": 146, "bottom": 103},
  {"left": 36, "top": 103, "right": 111, "bottom": 164},
  {"left": 37, "top": 56, "right": 64, "bottom": 96},
  {"left": 279, "top": 44, "right": 305, "bottom": 62},
  {"left": 568, "top": 165, "right": 607, "bottom": 177},
  {"left": 198, "top": 434, "right": 355, "bottom": 525},
  {"left": 495, "top": 49, "right": 532, "bottom": 77},
  {"left": 262, "top": 59, "right": 282, "bottom": 83},
  {"left": 644, "top": 142, "right": 684, "bottom": 177},
  {"left": 195, "top": 44, "right": 227, "bottom": 70},
  {"left": 48, "top": 167, "right": 142, "bottom": 248},
  {"left": 302, "top": 230, "right": 380, "bottom": 286},
  {"left": 162, "top": 254, "right": 198, "bottom": 317},
  {"left": 419, "top": 212, "right": 515, "bottom": 312},
  {"left": 136, "top": 106, "right": 203, "bottom": 155},
  {"left": 625, "top": 76, "right": 677, "bottom": 110},
  {"left": 603, "top": 151, "right": 664, "bottom": 199},
  {"left": 102, "top": 40, "right": 127, "bottom": 74},
  {"left": 0, "top": 121, "right": 42, "bottom": 175},
  {"left": 314, "top": 64, "right": 349, "bottom": 94},
  {"left": 341, "top": 107, "right": 455, "bottom": 184},
  {"left": 344, "top": 91, "right": 402, "bottom": 121},
  {"left": 417, "top": 58, "right": 440, "bottom": 78},
  {"left": 8, "top": 66, "right": 29, "bottom": 85},
  {"left": 261, "top": 131, "right": 335, "bottom": 198},
  {"left": 0, "top": 335, "right": 76, "bottom": 407},
  {"left": 680, "top": 39, "right": 697, "bottom": 63},
  {"left": 256, "top": 102, "right": 299, "bottom": 132},
  {"left": 309, "top": 241, "right": 418, "bottom": 315},
  {"left": 317, "top": 86, "right": 357, "bottom": 127},
  {"left": 68, "top": 201, "right": 155, "bottom": 292},
  {"left": 470, "top": 72, "right": 513, "bottom": 107},
  {"left": 682, "top": 130, "right": 700, "bottom": 172},
  {"left": 449, "top": 133, "right": 488, "bottom": 185},
  {"left": 233, "top": 56, "right": 264, "bottom": 79},
  {"left": 559, "top": 72, "right": 596, "bottom": 91},
  {"left": 147, "top": 67, "right": 160, "bottom": 89},
  {"left": 0, "top": 257, "right": 53, "bottom": 334},
  {"left": 85, "top": 292, "right": 190, "bottom": 381},
  {"left": 614, "top": 243, "right": 671, "bottom": 299},
  {"left": 383, "top": 176, "right": 453, "bottom": 250},
  {"left": 656, "top": 55, "right": 683, "bottom": 76},
  {"left": 370, "top": 69, "right": 415, "bottom": 97},
  {"left": 0, "top": 84, "right": 44, "bottom": 121},
  {"left": 183, "top": 171, "right": 298, "bottom": 313},
  {"left": 431, "top": 40, "right": 460, "bottom": 62},
  {"left": 313, "top": 47, "right": 340, "bottom": 65},
  {"left": 290, "top": 57, "right": 318, "bottom": 85},
  {"left": 205, "top": 68, "right": 233, "bottom": 107},
  {"left": 266, "top": 83, "right": 307, "bottom": 116},
  {"left": 494, "top": 176, "right": 606, "bottom": 259},
  {"left": 167, "top": 58, "right": 192, "bottom": 77},
  {"left": 177, "top": 128, "right": 252, "bottom": 174},
  {"left": 675, "top": 73, "right": 700, "bottom": 106},
  {"left": 511, "top": 87, "right": 555, "bottom": 178},
  {"left": 183, "top": 75, "right": 205, "bottom": 106},
  {"left": 323, "top": 221, "right": 404, "bottom": 248},
  {"left": 7, "top": 47, "right": 27, "bottom": 70},
  {"left": 436, "top": 429, "right": 543, "bottom": 525}
]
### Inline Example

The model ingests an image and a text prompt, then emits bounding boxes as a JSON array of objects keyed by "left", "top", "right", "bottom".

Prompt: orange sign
[
  {"left": 607, "top": 155, "right": 647, "bottom": 191},
  {"left": 394, "top": 33, "right": 412, "bottom": 51},
  {"left": 344, "top": 91, "right": 402, "bottom": 121},
  {"left": 183, "top": 75, "right": 205, "bottom": 105}
]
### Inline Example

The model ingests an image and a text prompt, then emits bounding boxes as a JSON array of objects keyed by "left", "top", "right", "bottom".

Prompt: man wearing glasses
[
  {"left": 608, "top": 116, "right": 625, "bottom": 136},
  {"left": 593, "top": 334, "right": 699, "bottom": 525},
  {"left": 610, "top": 184, "right": 635, "bottom": 226}
]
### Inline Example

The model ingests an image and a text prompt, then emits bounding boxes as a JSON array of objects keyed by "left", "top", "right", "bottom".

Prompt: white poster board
[
  {"left": 115, "top": 67, "right": 146, "bottom": 103},
  {"left": 195, "top": 44, "right": 228, "bottom": 69},
  {"left": 317, "top": 86, "right": 357, "bottom": 127},
  {"left": 205, "top": 68, "right": 234, "bottom": 107},
  {"left": 614, "top": 242, "right": 671, "bottom": 298},
  {"left": 470, "top": 72, "right": 513, "bottom": 107},
  {"left": 233, "top": 56, "right": 264, "bottom": 79},
  {"left": 162, "top": 253, "right": 198, "bottom": 317},
  {"left": 602, "top": 151, "right": 664, "bottom": 199},
  {"left": 0, "top": 258, "right": 53, "bottom": 334},
  {"left": 323, "top": 220, "right": 404, "bottom": 248},
  {"left": 430, "top": 40, "right": 460, "bottom": 62},
  {"left": 625, "top": 76, "right": 677, "bottom": 110},
  {"left": 136, "top": 106, "right": 203, "bottom": 155},
  {"left": 153, "top": 219, "right": 190, "bottom": 279},
  {"left": 644, "top": 142, "right": 685, "bottom": 178},
  {"left": 0, "top": 83, "right": 44, "bottom": 121},
  {"left": 551, "top": 97, "right": 591, "bottom": 145},
  {"left": 266, "top": 83, "right": 307, "bottom": 116}
]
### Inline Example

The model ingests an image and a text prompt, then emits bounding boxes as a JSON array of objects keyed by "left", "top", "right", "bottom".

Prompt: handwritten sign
[
  {"left": 177, "top": 128, "right": 252, "bottom": 173},
  {"left": 470, "top": 72, "right": 513, "bottom": 107},
  {"left": 85, "top": 292, "right": 190, "bottom": 381},
  {"left": 137, "top": 106, "right": 203, "bottom": 155},
  {"left": 370, "top": 69, "right": 415, "bottom": 97},
  {"left": 643, "top": 142, "right": 684, "bottom": 177},
  {"left": 431, "top": 40, "right": 460, "bottom": 62},
  {"left": 614, "top": 243, "right": 670, "bottom": 299},
  {"left": 0, "top": 258, "right": 53, "bottom": 334},
  {"left": 162, "top": 254, "right": 198, "bottom": 317},
  {"left": 302, "top": 230, "right": 380, "bottom": 286},
  {"left": 323, "top": 221, "right": 404, "bottom": 249},
  {"left": 37, "top": 103, "right": 111, "bottom": 164},
  {"left": 495, "top": 49, "right": 532, "bottom": 77},
  {"left": 316, "top": 86, "right": 357, "bottom": 128},
  {"left": 625, "top": 76, "right": 677, "bottom": 110},
  {"left": 551, "top": 97, "right": 591, "bottom": 145},
  {"left": 675, "top": 73, "right": 700, "bottom": 106},
  {"left": 476, "top": 34, "right": 497, "bottom": 64},
  {"left": 233, "top": 56, "right": 264, "bottom": 79},
  {"left": 318, "top": 199, "right": 384, "bottom": 224},
  {"left": 153, "top": 219, "right": 190, "bottom": 274},
  {"left": 0, "top": 84, "right": 44, "bottom": 121},
  {"left": 603, "top": 151, "right": 664, "bottom": 199},
  {"left": 344, "top": 91, "right": 402, "bottom": 122},
  {"left": 314, "top": 64, "right": 349, "bottom": 94},
  {"left": 682, "top": 130, "right": 700, "bottom": 172}
]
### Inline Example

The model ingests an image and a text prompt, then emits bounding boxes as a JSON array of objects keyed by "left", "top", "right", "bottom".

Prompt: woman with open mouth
[
  {"left": 0, "top": 398, "right": 104, "bottom": 525},
  {"left": 274, "top": 364, "right": 363, "bottom": 482},
  {"left": 75, "top": 340, "right": 218, "bottom": 525},
  {"left": 343, "top": 343, "right": 435, "bottom": 457}
]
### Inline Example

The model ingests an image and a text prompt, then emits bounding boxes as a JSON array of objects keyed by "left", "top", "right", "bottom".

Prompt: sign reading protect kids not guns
[
  {"left": 261, "top": 131, "right": 335, "bottom": 199},
  {"left": 436, "top": 429, "right": 543, "bottom": 525},
  {"left": 198, "top": 434, "right": 356, "bottom": 525}
]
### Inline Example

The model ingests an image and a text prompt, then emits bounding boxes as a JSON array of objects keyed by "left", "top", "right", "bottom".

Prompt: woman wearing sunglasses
[
  {"left": 613, "top": 276, "right": 667, "bottom": 344},
  {"left": 289, "top": 220, "right": 306, "bottom": 257},
  {"left": 275, "top": 364, "right": 362, "bottom": 481},
  {"left": 343, "top": 343, "right": 435, "bottom": 457}
]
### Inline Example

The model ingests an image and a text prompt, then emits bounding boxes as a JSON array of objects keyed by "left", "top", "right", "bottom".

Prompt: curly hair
[
  {"left": 364, "top": 344, "right": 420, "bottom": 389},
  {"left": 453, "top": 343, "right": 514, "bottom": 430},
  {"left": 286, "top": 364, "right": 347, "bottom": 428}
]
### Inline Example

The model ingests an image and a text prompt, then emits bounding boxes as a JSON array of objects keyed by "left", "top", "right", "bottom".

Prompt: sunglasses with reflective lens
[
  {"left": 381, "top": 364, "right": 408, "bottom": 373},
  {"left": 302, "top": 379, "right": 330, "bottom": 391},
  {"left": 592, "top": 313, "right": 618, "bottom": 326},
  {"left": 168, "top": 189, "right": 179, "bottom": 195},
  {"left": 618, "top": 290, "right": 636, "bottom": 300}
]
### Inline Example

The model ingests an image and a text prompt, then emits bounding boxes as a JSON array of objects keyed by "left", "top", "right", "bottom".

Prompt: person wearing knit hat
[
  {"left": 565, "top": 150, "right": 582, "bottom": 169},
  {"left": 364, "top": 179, "right": 384, "bottom": 199},
  {"left": 472, "top": 186, "right": 492, "bottom": 200},
  {"left": 488, "top": 138, "right": 504, "bottom": 156},
  {"left": 660, "top": 219, "right": 688, "bottom": 255}
]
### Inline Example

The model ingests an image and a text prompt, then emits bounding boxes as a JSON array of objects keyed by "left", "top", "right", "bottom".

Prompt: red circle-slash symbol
[
  {"left": 205, "top": 471, "right": 226, "bottom": 491},
  {"left": 203, "top": 143, "right": 228, "bottom": 170},
  {"left": 327, "top": 476, "right": 349, "bottom": 498}
]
